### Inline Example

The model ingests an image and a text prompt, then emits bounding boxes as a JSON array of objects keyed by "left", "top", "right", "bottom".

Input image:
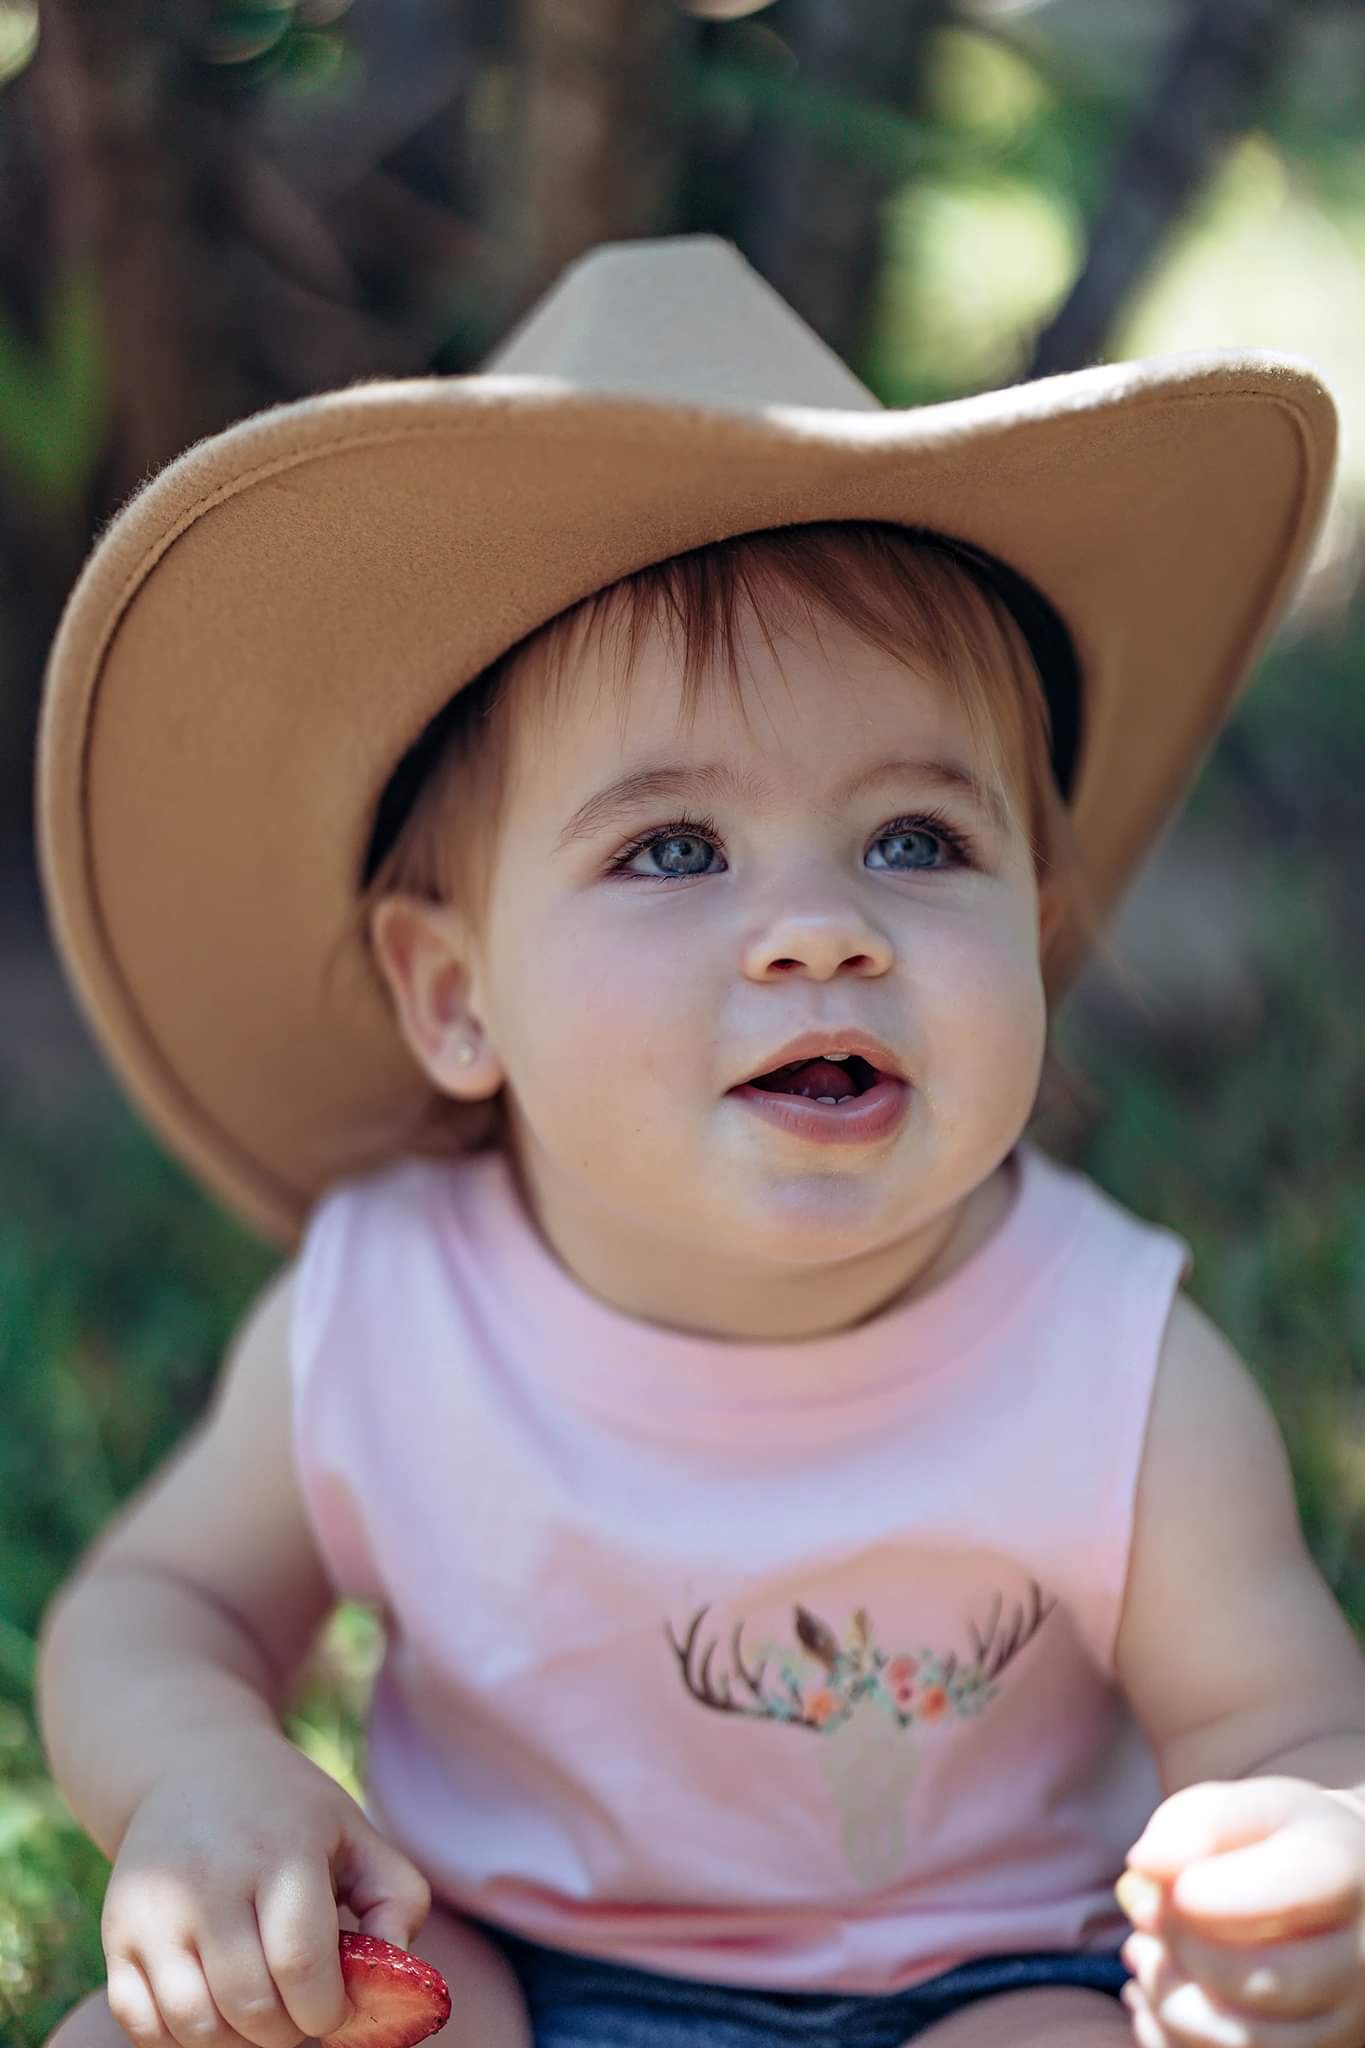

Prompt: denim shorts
[{"left": 476, "top": 1919, "right": 1131, "bottom": 2048}]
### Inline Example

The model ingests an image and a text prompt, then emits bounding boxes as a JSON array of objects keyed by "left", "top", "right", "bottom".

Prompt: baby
[{"left": 32, "top": 239, "right": 1365, "bottom": 2048}]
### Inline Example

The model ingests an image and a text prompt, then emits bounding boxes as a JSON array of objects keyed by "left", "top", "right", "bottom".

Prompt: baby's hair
[{"left": 341, "top": 519, "right": 1096, "bottom": 1163}]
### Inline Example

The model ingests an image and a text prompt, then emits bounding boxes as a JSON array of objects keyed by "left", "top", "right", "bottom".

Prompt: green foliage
[
  {"left": 0, "top": 1099, "right": 276, "bottom": 1644},
  {"left": 0, "top": 1, "right": 38, "bottom": 90},
  {"left": 689, "top": 55, "right": 935, "bottom": 179},
  {"left": 685, "top": 19, "right": 1121, "bottom": 197},
  {"left": 0, "top": 1695, "right": 109, "bottom": 2039},
  {"left": 0, "top": 268, "right": 109, "bottom": 518},
  {"left": 203, "top": 0, "right": 363, "bottom": 97}
]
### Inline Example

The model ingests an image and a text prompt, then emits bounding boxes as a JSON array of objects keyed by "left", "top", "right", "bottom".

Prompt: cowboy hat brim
[{"left": 36, "top": 354, "right": 1335, "bottom": 1247}]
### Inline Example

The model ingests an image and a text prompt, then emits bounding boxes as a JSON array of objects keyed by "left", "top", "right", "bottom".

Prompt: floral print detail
[
  {"left": 666, "top": 1584, "right": 1053, "bottom": 1738},
  {"left": 759, "top": 1603, "right": 1002, "bottom": 1733},
  {"left": 885, "top": 1653, "right": 918, "bottom": 1713}
]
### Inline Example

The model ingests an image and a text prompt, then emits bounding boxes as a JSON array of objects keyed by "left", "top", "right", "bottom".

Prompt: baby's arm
[
  {"left": 35, "top": 1265, "right": 432, "bottom": 2045},
  {"left": 1113, "top": 1293, "right": 1365, "bottom": 2045},
  {"left": 37, "top": 1264, "right": 333, "bottom": 1854}
]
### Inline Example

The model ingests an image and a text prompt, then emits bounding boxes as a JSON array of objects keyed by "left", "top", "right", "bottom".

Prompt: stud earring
[{"left": 455, "top": 1041, "right": 476, "bottom": 1067}]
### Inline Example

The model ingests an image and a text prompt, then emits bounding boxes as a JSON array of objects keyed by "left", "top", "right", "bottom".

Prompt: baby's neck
[{"left": 503, "top": 1142, "right": 1019, "bottom": 1343}]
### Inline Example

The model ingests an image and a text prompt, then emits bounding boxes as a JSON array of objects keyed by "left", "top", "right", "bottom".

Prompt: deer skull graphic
[
  {"left": 816, "top": 1691, "right": 923, "bottom": 1884},
  {"left": 666, "top": 1587, "right": 1053, "bottom": 1886}
]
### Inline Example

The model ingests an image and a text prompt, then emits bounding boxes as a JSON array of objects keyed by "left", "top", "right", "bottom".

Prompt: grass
[{"left": 2, "top": 608, "right": 1363, "bottom": 2041}]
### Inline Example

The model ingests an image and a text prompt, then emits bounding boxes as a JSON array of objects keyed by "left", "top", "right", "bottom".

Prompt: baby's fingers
[
  {"left": 254, "top": 1859, "right": 352, "bottom": 2042},
  {"left": 1124, "top": 1940, "right": 1365, "bottom": 2048},
  {"left": 1170, "top": 1820, "right": 1364, "bottom": 1944},
  {"left": 196, "top": 1902, "right": 311, "bottom": 2047},
  {"left": 105, "top": 1954, "right": 167, "bottom": 2045},
  {"left": 1126, "top": 1925, "right": 1365, "bottom": 2027},
  {"left": 124, "top": 1935, "right": 261, "bottom": 2048}
]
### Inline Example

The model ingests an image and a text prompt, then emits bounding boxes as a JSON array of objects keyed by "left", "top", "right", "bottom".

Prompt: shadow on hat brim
[{"left": 36, "top": 356, "right": 1336, "bottom": 1246}]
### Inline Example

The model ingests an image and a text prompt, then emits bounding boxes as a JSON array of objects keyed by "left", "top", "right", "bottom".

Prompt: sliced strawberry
[{"left": 320, "top": 1932, "right": 451, "bottom": 2048}]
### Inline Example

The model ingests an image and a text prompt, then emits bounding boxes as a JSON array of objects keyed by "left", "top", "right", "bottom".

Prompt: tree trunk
[
  {"left": 0, "top": 68, "right": 84, "bottom": 877},
  {"left": 727, "top": 0, "right": 952, "bottom": 367},
  {"left": 1027, "top": 0, "right": 1291, "bottom": 378},
  {"left": 28, "top": 0, "right": 262, "bottom": 506},
  {"left": 494, "top": 0, "right": 689, "bottom": 329}
]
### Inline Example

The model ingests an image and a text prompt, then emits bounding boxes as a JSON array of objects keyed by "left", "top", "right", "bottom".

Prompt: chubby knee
[
  {"left": 406, "top": 1903, "right": 532, "bottom": 2048},
  {"left": 42, "top": 1985, "right": 132, "bottom": 2048},
  {"left": 912, "top": 1985, "right": 1133, "bottom": 2048}
]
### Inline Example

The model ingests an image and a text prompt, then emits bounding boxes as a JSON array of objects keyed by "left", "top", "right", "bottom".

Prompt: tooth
[
  {"left": 824, "top": 1052, "right": 850, "bottom": 1061},
  {"left": 816, "top": 1095, "right": 838, "bottom": 1104}
]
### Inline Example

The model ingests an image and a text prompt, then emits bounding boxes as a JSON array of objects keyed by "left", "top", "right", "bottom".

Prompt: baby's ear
[{"left": 368, "top": 893, "right": 502, "bottom": 1097}]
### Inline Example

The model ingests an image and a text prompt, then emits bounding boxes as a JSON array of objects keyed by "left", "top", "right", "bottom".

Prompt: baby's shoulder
[
  {"left": 294, "top": 1148, "right": 513, "bottom": 1362},
  {"left": 1123, "top": 1289, "right": 1304, "bottom": 1621},
  {"left": 1143, "top": 1290, "right": 1283, "bottom": 1481},
  {"left": 1015, "top": 1142, "right": 1193, "bottom": 1308}
]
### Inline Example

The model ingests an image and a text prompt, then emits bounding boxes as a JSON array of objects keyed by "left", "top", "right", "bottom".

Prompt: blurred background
[{"left": 2, "top": 0, "right": 1364, "bottom": 2034}]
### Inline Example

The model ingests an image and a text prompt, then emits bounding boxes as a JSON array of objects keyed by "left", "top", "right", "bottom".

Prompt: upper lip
[{"left": 734, "top": 1029, "right": 907, "bottom": 1089}]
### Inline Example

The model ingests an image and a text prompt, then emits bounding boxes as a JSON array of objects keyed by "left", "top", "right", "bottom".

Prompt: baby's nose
[{"left": 741, "top": 904, "right": 893, "bottom": 982}]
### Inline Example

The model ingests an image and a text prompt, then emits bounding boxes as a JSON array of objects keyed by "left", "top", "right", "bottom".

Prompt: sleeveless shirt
[{"left": 287, "top": 1139, "right": 1189, "bottom": 1993}]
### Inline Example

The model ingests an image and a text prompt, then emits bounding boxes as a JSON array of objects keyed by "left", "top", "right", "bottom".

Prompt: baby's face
[{"left": 464, "top": 603, "right": 1049, "bottom": 1280}]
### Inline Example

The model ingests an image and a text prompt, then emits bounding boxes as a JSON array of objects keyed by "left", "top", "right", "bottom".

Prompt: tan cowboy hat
[{"left": 35, "top": 235, "right": 1336, "bottom": 1250}]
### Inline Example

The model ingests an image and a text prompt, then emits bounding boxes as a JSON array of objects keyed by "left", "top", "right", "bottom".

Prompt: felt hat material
[{"left": 35, "top": 237, "right": 1338, "bottom": 1247}]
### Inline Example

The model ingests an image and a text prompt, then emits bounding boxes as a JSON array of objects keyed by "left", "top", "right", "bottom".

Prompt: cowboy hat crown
[{"left": 485, "top": 235, "right": 882, "bottom": 411}]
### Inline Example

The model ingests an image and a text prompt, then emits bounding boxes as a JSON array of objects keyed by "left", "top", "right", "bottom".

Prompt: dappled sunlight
[{"left": 1120, "top": 132, "right": 1365, "bottom": 512}]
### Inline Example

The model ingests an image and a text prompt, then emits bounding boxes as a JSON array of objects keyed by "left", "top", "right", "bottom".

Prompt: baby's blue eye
[
  {"left": 867, "top": 827, "right": 947, "bottom": 871},
  {"left": 635, "top": 832, "right": 719, "bottom": 877}
]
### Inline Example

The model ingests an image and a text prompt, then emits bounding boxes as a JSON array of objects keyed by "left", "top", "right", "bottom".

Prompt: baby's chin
[{"left": 707, "top": 1156, "right": 937, "bottom": 1267}]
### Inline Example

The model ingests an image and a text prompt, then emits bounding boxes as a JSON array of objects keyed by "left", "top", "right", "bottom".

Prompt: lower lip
[{"left": 729, "top": 1075, "right": 909, "bottom": 1146}]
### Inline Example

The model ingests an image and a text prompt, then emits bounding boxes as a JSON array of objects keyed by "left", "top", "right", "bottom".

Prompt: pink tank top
[{"left": 288, "top": 1140, "right": 1189, "bottom": 1993}]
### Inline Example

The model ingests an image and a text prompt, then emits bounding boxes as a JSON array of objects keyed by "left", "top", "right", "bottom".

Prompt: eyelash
[{"left": 603, "top": 808, "right": 979, "bottom": 880}]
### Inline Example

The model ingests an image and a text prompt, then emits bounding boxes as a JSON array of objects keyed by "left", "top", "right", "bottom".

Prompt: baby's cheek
[
  {"left": 920, "top": 929, "right": 1047, "bottom": 1110},
  {"left": 512, "top": 938, "right": 679, "bottom": 1128}
]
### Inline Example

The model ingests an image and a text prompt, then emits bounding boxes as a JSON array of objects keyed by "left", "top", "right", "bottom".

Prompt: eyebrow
[{"left": 556, "top": 754, "right": 1010, "bottom": 849}]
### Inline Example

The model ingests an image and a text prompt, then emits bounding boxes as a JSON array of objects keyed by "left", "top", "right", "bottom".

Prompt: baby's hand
[
  {"left": 102, "top": 1724, "right": 433, "bottom": 2048},
  {"left": 1117, "top": 1777, "right": 1365, "bottom": 2048}
]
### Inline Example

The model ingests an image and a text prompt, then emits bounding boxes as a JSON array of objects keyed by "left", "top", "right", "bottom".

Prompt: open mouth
[
  {"left": 731, "top": 1046, "right": 909, "bottom": 1144},
  {"left": 747, "top": 1054, "right": 880, "bottom": 1105}
]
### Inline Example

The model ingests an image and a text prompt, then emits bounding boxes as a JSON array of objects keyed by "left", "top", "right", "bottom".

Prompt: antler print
[
  {"left": 666, "top": 1607, "right": 834, "bottom": 1727},
  {"left": 667, "top": 1584, "right": 1055, "bottom": 1736},
  {"left": 967, "top": 1582, "right": 1055, "bottom": 1679}
]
